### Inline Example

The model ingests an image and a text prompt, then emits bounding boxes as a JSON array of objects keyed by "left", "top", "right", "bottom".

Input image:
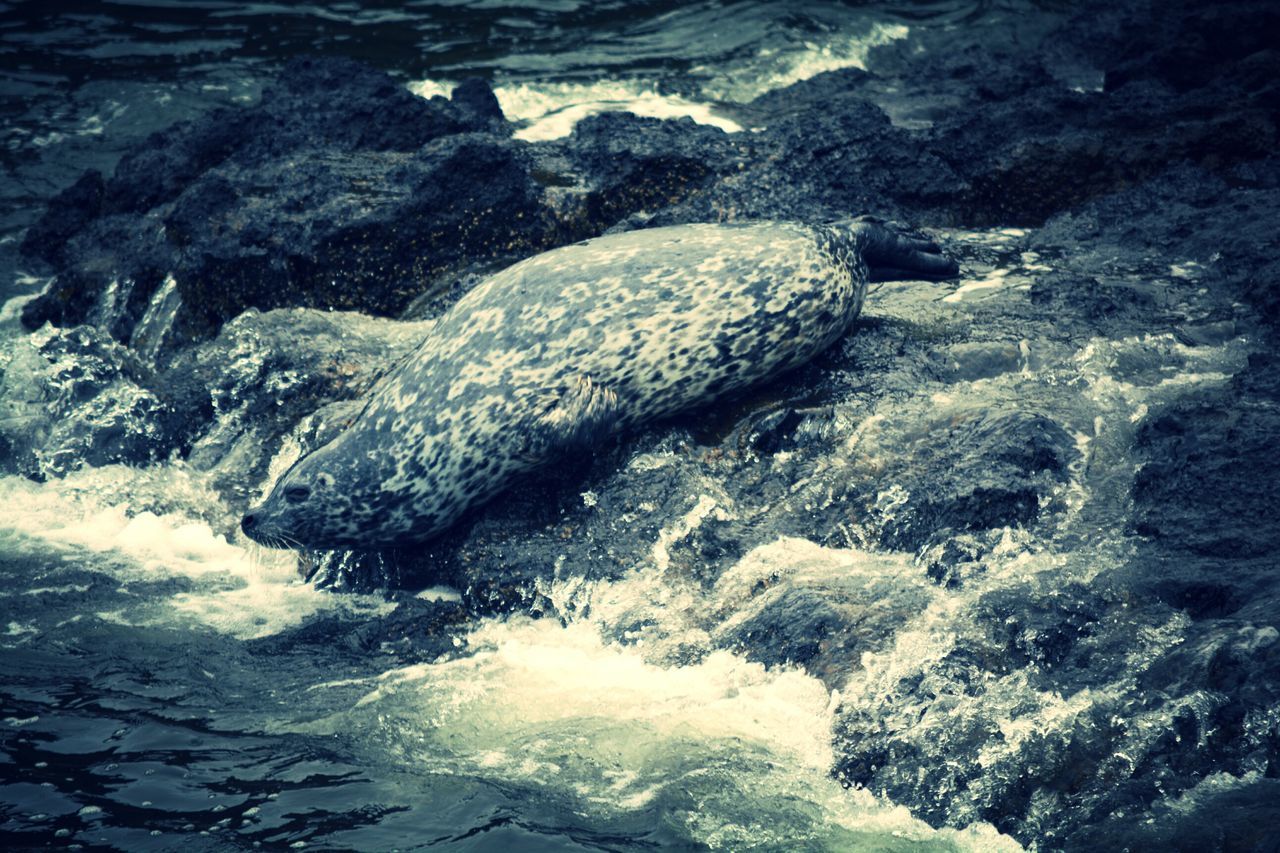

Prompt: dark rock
[
  {"left": 919, "top": 529, "right": 1000, "bottom": 589},
  {"left": 720, "top": 588, "right": 846, "bottom": 668},
  {"left": 0, "top": 325, "right": 183, "bottom": 477},
  {"left": 875, "top": 410, "right": 1077, "bottom": 552},
  {"left": 984, "top": 583, "right": 1106, "bottom": 672},
  {"left": 450, "top": 77, "right": 507, "bottom": 127},
  {"left": 20, "top": 214, "right": 173, "bottom": 344},
  {"left": 19, "top": 58, "right": 531, "bottom": 349},
  {"left": 1102, "top": 0, "right": 1280, "bottom": 94},
  {"left": 165, "top": 134, "right": 556, "bottom": 338},
  {"left": 18, "top": 169, "right": 105, "bottom": 267},
  {"left": 103, "top": 56, "right": 492, "bottom": 218},
  {"left": 704, "top": 538, "right": 934, "bottom": 686},
  {"left": 702, "top": 4, "right": 1278, "bottom": 229},
  {"left": 659, "top": 95, "right": 961, "bottom": 225},
  {"left": 248, "top": 596, "right": 471, "bottom": 664},
  {"left": 102, "top": 108, "right": 251, "bottom": 218},
  {"left": 1030, "top": 160, "right": 1280, "bottom": 337},
  {"left": 342, "top": 596, "right": 471, "bottom": 661},
  {"left": 741, "top": 406, "right": 808, "bottom": 455},
  {"left": 1064, "top": 775, "right": 1280, "bottom": 853},
  {"left": 1127, "top": 351, "right": 1280, "bottom": 624},
  {"left": 160, "top": 308, "right": 427, "bottom": 505},
  {"left": 543, "top": 112, "right": 746, "bottom": 230}
]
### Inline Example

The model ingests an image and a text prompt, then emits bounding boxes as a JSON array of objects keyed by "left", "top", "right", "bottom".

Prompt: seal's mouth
[{"left": 240, "top": 508, "right": 300, "bottom": 550}]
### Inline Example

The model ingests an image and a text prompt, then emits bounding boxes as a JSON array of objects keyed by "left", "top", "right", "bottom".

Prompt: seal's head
[{"left": 240, "top": 436, "right": 402, "bottom": 550}]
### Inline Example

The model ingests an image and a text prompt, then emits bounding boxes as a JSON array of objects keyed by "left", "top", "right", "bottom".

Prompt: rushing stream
[{"left": 3, "top": 1, "right": 1278, "bottom": 850}]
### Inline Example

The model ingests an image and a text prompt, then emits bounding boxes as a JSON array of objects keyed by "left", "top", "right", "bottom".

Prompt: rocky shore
[{"left": 4, "top": 0, "right": 1278, "bottom": 847}]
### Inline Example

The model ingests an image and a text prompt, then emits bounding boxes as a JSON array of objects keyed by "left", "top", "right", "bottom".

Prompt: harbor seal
[{"left": 241, "top": 219, "right": 957, "bottom": 549}]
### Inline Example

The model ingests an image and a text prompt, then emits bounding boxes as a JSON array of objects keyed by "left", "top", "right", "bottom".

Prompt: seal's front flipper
[
  {"left": 524, "top": 375, "right": 620, "bottom": 460},
  {"left": 852, "top": 219, "right": 960, "bottom": 281}
]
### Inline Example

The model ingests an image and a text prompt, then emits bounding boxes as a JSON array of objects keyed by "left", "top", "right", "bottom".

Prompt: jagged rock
[
  {"left": 105, "top": 56, "right": 496, "bottom": 218},
  {"left": 0, "top": 325, "right": 182, "bottom": 477},
  {"left": 164, "top": 134, "right": 557, "bottom": 337},
  {"left": 160, "top": 308, "right": 429, "bottom": 504},
  {"left": 18, "top": 60, "right": 532, "bottom": 349},
  {"left": 873, "top": 410, "right": 1077, "bottom": 552},
  {"left": 540, "top": 111, "right": 747, "bottom": 229}
]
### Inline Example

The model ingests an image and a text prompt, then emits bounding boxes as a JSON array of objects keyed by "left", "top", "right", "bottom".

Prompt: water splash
[
  {"left": 129, "top": 274, "right": 182, "bottom": 364},
  {"left": 307, "top": 617, "right": 1021, "bottom": 851},
  {"left": 0, "top": 465, "right": 392, "bottom": 639}
]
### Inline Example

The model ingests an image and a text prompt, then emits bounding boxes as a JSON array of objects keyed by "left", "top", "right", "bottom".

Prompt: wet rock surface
[
  {"left": 0, "top": 325, "right": 183, "bottom": 477},
  {"left": 13, "top": 0, "right": 1280, "bottom": 849},
  {"left": 159, "top": 308, "right": 429, "bottom": 506}
]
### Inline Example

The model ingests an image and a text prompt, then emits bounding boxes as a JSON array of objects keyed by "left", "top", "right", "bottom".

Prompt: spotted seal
[{"left": 242, "top": 219, "right": 956, "bottom": 549}]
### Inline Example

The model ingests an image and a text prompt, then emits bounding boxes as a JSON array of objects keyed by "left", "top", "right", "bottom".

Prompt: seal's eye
[{"left": 284, "top": 485, "right": 311, "bottom": 504}]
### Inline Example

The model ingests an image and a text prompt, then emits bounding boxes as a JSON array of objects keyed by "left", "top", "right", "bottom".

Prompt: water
[
  {"left": 3, "top": 1, "right": 1268, "bottom": 850},
  {"left": 0, "top": 465, "right": 1017, "bottom": 848}
]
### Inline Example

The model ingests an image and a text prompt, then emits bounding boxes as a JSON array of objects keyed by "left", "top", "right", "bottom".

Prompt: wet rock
[
  {"left": 708, "top": 3, "right": 1278, "bottom": 229},
  {"left": 421, "top": 431, "right": 713, "bottom": 615},
  {"left": 740, "top": 406, "right": 809, "bottom": 455},
  {"left": 19, "top": 60, "right": 529, "bottom": 348},
  {"left": 18, "top": 169, "right": 105, "bottom": 268},
  {"left": 0, "top": 325, "right": 182, "bottom": 477},
  {"left": 918, "top": 529, "right": 1002, "bottom": 590},
  {"left": 1101, "top": 0, "right": 1280, "bottom": 95},
  {"left": 711, "top": 540, "right": 932, "bottom": 686},
  {"left": 248, "top": 595, "right": 471, "bottom": 664},
  {"left": 343, "top": 596, "right": 471, "bottom": 661},
  {"left": 831, "top": 588, "right": 1244, "bottom": 846},
  {"left": 540, "top": 112, "right": 746, "bottom": 230},
  {"left": 160, "top": 308, "right": 429, "bottom": 505},
  {"left": 20, "top": 214, "right": 174, "bottom": 344},
  {"left": 18, "top": 0, "right": 1280, "bottom": 369},
  {"left": 1064, "top": 774, "right": 1280, "bottom": 853},
  {"left": 1128, "top": 351, "right": 1280, "bottom": 623},
  {"left": 930, "top": 341, "right": 1028, "bottom": 383},
  {"left": 449, "top": 77, "right": 507, "bottom": 128},
  {"left": 165, "top": 134, "right": 556, "bottom": 337},
  {"left": 982, "top": 582, "right": 1108, "bottom": 673},
  {"left": 1032, "top": 160, "right": 1280, "bottom": 332},
  {"left": 659, "top": 94, "right": 960, "bottom": 225},
  {"left": 874, "top": 410, "right": 1077, "bottom": 552},
  {"left": 719, "top": 588, "right": 847, "bottom": 669},
  {"left": 105, "top": 56, "right": 495, "bottom": 218}
]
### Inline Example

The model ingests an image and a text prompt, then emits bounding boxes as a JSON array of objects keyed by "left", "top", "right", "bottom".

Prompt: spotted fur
[{"left": 244, "top": 220, "right": 894, "bottom": 549}]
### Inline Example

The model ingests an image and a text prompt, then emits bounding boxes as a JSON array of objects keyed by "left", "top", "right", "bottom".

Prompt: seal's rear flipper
[
  {"left": 852, "top": 219, "right": 960, "bottom": 281},
  {"left": 524, "top": 375, "right": 620, "bottom": 460}
]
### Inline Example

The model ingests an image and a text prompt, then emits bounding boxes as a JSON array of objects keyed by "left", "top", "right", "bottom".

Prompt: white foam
[
  {"left": 0, "top": 465, "right": 390, "bottom": 639},
  {"left": 0, "top": 293, "right": 38, "bottom": 329},
  {"left": 696, "top": 22, "right": 910, "bottom": 102},
  {"left": 411, "top": 20, "right": 909, "bottom": 141},
  {"left": 1, "top": 273, "right": 50, "bottom": 329},
  {"left": 651, "top": 492, "right": 725, "bottom": 572},
  {"left": 411, "top": 78, "right": 743, "bottom": 142},
  {"left": 414, "top": 585, "right": 461, "bottom": 603},
  {"left": 315, "top": 617, "right": 1018, "bottom": 850}
]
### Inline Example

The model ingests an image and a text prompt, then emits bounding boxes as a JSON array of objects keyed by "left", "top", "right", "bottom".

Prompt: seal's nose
[{"left": 240, "top": 514, "right": 257, "bottom": 535}]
